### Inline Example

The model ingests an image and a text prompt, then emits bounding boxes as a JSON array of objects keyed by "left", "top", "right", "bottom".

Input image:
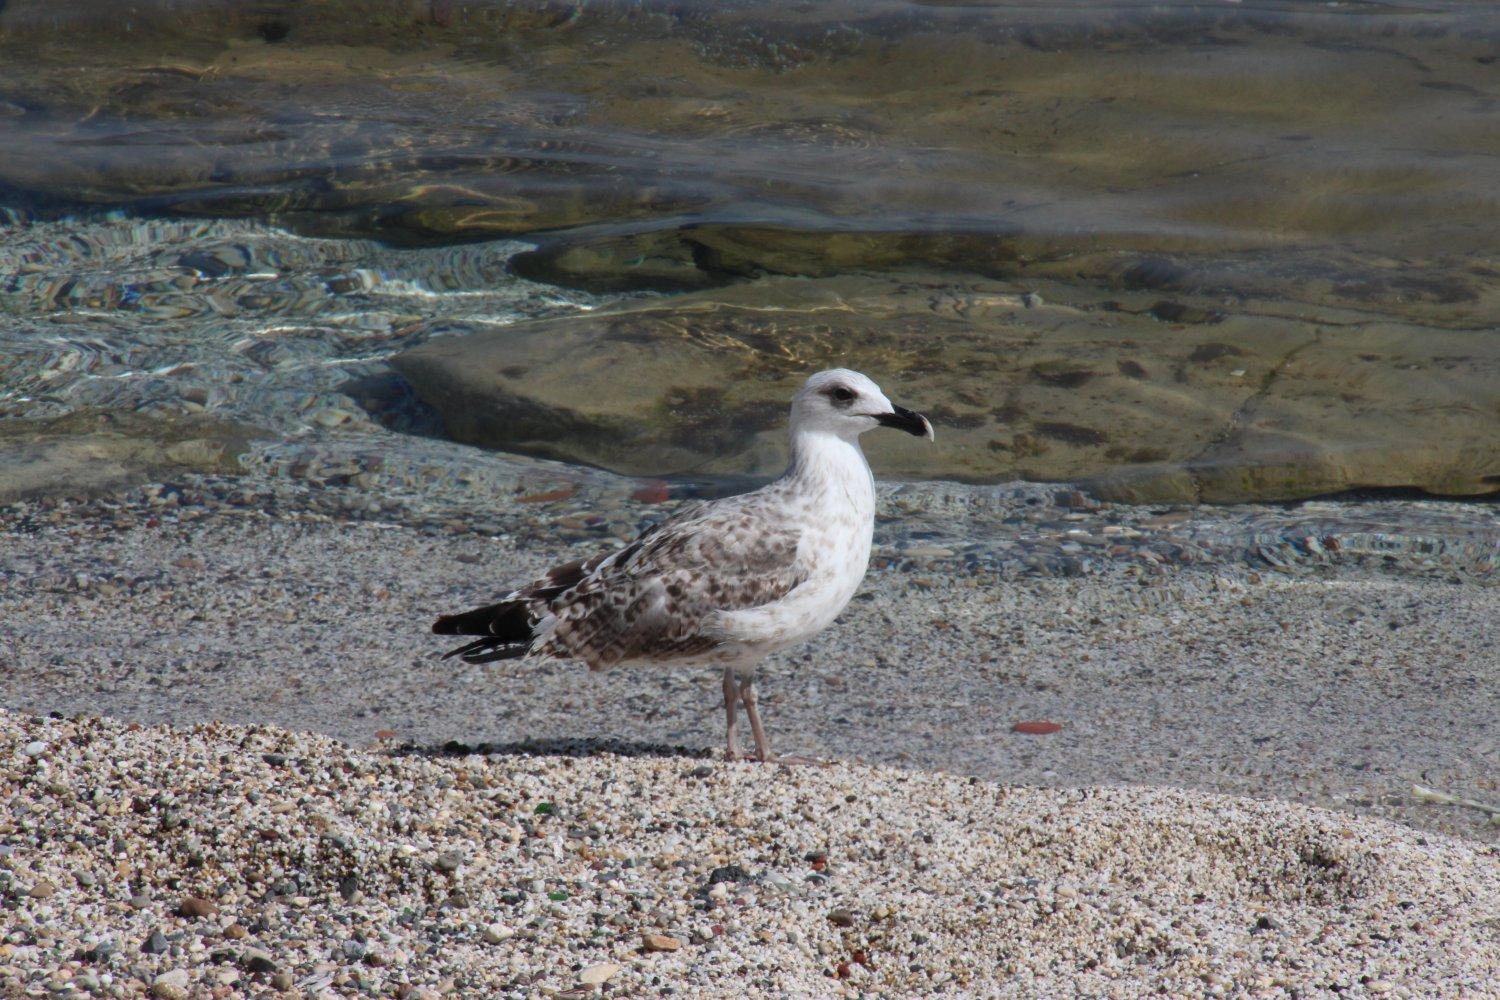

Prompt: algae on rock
[{"left": 392, "top": 274, "right": 1500, "bottom": 503}]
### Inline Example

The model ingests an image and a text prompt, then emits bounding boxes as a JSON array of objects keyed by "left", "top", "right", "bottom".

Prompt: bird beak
[{"left": 875, "top": 404, "right": 935, "bottom": 440}]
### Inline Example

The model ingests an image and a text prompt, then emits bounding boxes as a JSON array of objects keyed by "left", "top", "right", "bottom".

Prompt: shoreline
[{"left": 1, "top": 471, "right": 1494, "bottom": 846}]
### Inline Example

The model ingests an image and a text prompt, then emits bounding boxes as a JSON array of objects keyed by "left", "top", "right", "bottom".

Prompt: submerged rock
[
  {"left": 0, "top": 410, "right": 260, "bottom": 503},
  {"left": 0, "top": 1, "right": 1495, "bottom": 321},
  {"left": 392, "top": 274, "right": 1499, "bottom": 502}
]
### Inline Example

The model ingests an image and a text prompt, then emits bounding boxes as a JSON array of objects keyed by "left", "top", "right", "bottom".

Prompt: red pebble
[
  {"left": 630, "top": 481, "right": 672, "bottom": 504},
  {"left": 1012, "top": 720, "right": 1063, "bottom": 735},
  {"left": 516, "top": 487, "right": 577, "bottom": 504}
]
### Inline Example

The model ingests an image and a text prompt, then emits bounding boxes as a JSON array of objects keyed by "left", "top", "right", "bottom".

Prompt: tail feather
[
  {"left": 433, "top": 600, "right": 531, "bottom": 638},
  {"left": 433, "top": 599, "right": 535, "bottom": 663}
]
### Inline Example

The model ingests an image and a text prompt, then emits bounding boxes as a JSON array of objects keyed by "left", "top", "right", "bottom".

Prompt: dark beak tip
[{"left": 878, "top": 405, "right": 935, "bottom": 441}]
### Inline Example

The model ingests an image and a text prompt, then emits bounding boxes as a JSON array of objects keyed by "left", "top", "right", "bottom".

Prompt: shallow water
[
  {"left": 0, "top": 210, "right": 610, "bottom": 432},
  {"left": 3, "top": 2, "right": 1497, "bottom": 286},
  {"left": 0, "top": 0, "right": 1496, "bottom": 503}
]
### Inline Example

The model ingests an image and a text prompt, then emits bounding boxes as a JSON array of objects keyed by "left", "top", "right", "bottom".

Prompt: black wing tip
[
  {"left": 431, "top": 601, "right": 533, "bottom": 639},
  {"left": 440, "top": 636, "right": 528, "bottom": 664}
]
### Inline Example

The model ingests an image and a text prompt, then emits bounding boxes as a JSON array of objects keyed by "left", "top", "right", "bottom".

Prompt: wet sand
[{"left": 2, "top": 474, "right": 1494, "bottom": 846}]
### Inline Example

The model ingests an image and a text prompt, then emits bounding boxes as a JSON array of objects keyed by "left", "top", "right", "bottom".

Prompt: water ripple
[{"left": 0, "top": 212, "right": 616, "bottom": 432}]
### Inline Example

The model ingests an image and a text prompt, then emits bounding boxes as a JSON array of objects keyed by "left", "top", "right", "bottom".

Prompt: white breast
[{"left": 715, "top": 432, "right": 875, "bottom": 655}]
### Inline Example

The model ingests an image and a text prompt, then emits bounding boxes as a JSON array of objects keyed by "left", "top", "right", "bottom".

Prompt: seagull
[{"left": 431, "top": 369, "right": 934, "bottom": 763}]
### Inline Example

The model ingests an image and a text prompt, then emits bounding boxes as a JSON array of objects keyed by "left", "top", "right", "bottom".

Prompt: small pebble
[
  {"left": 642, "top": 933, "right": 681, "bottom": 952},
  {"left": 179, "top": 896, "right": 218, "bottom": 918},
  {"left": 579, "top": 962, "right": 621, "bottom": 985}
]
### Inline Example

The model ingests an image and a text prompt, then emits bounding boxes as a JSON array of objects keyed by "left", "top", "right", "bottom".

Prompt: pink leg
[
  {"left": 738, "top": 674, "right": 824, "bottom": 766},
  {"left": 722, "top": 665, "right": 741, "bottom": 762}
]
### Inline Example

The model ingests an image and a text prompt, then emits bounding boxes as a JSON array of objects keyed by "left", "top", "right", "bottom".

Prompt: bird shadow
[{"left": 385, "top": 736, "right": 714, "bottom": 762}]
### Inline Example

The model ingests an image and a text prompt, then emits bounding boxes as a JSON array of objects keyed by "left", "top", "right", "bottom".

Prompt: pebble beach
[
  {"left": 3, "top": 3, "right": 1499, "bottom": 996},
  {"left": 4, "top": 711, "right": 1497, "bottom": 999},
  {"left": 2, "top": 468, "right": 1497, "bottom": 998}
]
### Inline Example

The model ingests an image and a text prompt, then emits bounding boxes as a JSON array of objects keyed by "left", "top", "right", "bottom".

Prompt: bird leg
[
  {"left": 722, "top": 664, "right": 742, "bottom": 762},
  {"left": 738, "top": 674, "right": 823, "bottom": 766}
]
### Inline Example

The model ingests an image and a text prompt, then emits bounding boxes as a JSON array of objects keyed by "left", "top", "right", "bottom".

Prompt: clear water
[{"left": 0, "top": 0, "right": 1495, "bottom": 515}]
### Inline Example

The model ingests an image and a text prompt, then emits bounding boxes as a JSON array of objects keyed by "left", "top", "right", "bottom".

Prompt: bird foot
[
  {"left": 728, "top": 751, "right": 828, "bottom": 766},
  {"left": 765, "top": 754, "right": 830, "bottom": 767}
]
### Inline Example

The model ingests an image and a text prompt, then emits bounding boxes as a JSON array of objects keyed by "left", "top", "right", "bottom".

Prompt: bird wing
[{"left": 531, "top": 494, "right": 807, "bottom": 668}]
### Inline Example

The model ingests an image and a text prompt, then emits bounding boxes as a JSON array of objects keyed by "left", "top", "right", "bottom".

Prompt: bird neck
[{"left": 784, "top": 428, "right": 875, "bottom": 510}]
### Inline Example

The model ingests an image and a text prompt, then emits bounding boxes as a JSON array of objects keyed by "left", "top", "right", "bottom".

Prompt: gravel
[{"left": 4, "top": 711, "right": 1497, "bottom": 999}]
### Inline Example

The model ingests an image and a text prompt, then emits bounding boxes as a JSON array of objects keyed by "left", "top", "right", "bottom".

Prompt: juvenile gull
[{"left": 430, "top": 369, "right": 933, "bottom": 763}]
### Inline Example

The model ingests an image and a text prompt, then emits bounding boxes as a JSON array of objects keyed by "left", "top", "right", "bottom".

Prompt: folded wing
[{"left": 434, "top": 496, "right": 806, "bottom": 668}]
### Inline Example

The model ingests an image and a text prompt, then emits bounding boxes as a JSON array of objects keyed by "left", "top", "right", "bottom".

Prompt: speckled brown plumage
[{"left": 429, "top": 368, "right": 933, "bottom": 762}]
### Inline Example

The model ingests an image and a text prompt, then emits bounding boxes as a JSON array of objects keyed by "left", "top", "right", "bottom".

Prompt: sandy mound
[{"left": 3, "top": 712, "right": 1496, "bottom": 998}]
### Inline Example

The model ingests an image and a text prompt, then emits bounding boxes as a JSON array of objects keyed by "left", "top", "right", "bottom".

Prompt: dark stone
[
  {"left": 1149, "top": 300, "right": 1224, "bottom": 324},
  {"left": 708, "top": 865, "right": 749, "bottom": 885},
  {"left": 1034, "top": 422, "right": 1107, "bottom": 446},
  {"left": 1187, "top": 342, "right": 1246, "bottom": 363},
  {"left": 1121, "top": 258, "right": 1190, "bottom": 290},
  {"left": 142, "top": 930, "right": 169, "bottom": 955},
  {"left": 256, "top": 20, "right": 291, "bottom": 43},
  {"left": 79, "top": 940, "right": 114, "bottom": 963},
  {"left": 176, "top": 251, "right": 232, "bottom": 277}
]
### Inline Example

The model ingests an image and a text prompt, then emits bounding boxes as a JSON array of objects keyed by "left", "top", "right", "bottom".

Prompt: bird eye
[{"left": 830, "top": 387, "right": 856, "bottom": 402}]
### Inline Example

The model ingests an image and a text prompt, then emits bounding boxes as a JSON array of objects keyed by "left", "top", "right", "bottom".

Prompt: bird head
[{"left": 790, "top": 369, "right": 934, "bottom": 442}]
